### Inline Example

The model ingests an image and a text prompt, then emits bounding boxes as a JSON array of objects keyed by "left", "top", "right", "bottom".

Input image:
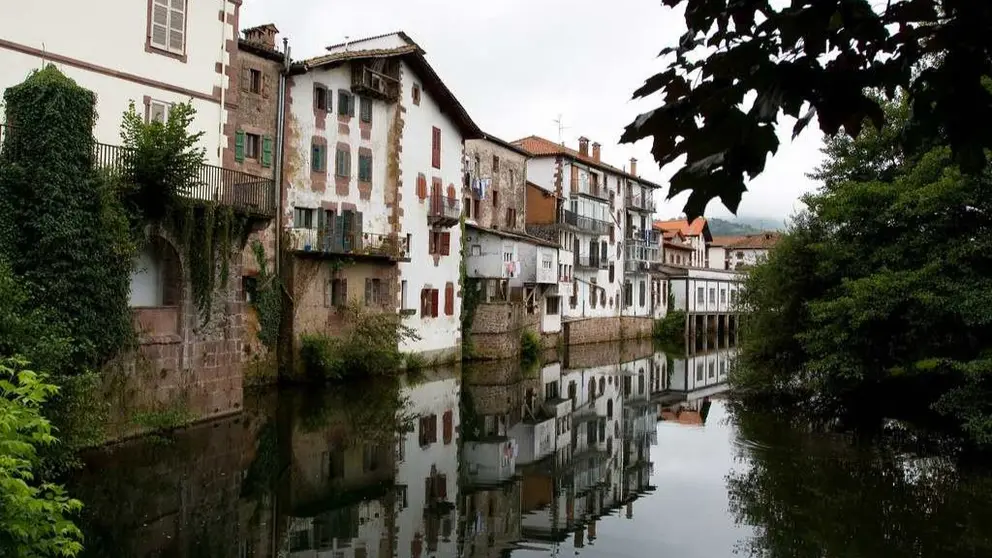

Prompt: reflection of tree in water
[
  {"left": 726, "top": 405, "right": 992, "bottom": 558},
  {"left": 295, "top": 376, "right": 414, "bottom": 443}
]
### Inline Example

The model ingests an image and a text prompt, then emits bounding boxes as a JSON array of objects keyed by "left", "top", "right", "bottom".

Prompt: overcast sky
[{"left": 243, "top": 0, "right": 824, "bottom": 222}]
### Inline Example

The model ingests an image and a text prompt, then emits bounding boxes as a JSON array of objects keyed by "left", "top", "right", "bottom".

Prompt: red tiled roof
[
  {"left": 511, "top": 135, "right": 663, "bottom": 189},
  {"left": 710, "top": 235, "right": 747, "bottom": 247},
  {"left": 654, "top": 218, "right": 708, "bottom": 236},
  {"left": 664, "top": 241, "right": 694, "bottom": 252},
  {"left": 727, "top": 232, "right": 781, "bottom": 250}
]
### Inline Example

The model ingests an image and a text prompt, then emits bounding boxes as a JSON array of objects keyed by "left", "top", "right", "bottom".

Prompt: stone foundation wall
[
  {"left": 620, "top": 317, "right": 654, "bottom": 340},
  {"left": 562, "top": 316, "right": 655, "bottom": 347},
  {"left": 106, "top": 227, "right": 251, "bottom": 440},
  {"left": 467, "top": 301, "right": 532, "bottom": 360}
]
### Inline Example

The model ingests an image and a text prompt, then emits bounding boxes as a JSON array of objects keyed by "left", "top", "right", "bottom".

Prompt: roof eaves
[{"left": 480, "top": 133, "right": 532, "bottom": 158}]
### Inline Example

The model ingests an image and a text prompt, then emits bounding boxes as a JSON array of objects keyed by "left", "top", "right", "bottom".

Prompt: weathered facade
[{"left": 280, "top": 32, "right": 480, "bottom": 367}]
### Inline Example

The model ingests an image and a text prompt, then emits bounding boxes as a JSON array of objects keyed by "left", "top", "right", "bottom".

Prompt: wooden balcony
[
  {"left": 351, "top": 62, "right": 400, "bottom": 102},
  {"left": 427, "top": 195, "right": 461, "bottom": 227},
  {"left": 288, "top": 228, "right": 410, "bottom": 261}
]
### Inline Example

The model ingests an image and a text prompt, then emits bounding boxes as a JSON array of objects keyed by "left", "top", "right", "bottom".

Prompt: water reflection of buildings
[
  {"left": 69, "top": 346, "right": 667, "bottom": 558},
  {"left": 657, "top": 340, "right": 737, "bottom": 427}
]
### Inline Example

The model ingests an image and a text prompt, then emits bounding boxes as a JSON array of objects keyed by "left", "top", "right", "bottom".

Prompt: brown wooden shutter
[
  {"left": 442, "top": 410, "right": 453, "bottom": 444},
  {"left": 444, "top": 283, "right": 454, "bottom": 316},
  {"left": 440, "top": 232, "right": 450, "bottom": 256},
  {"left": 431, "top": 289, "right": 439, "bottom": 318},
  {"left": 420, "top": 288, "right": 428, "bottom": 316},
  {"left": 431, "top": 127, "right": 441, "bottom": 169},
  {"left": 571, "top": 165, "right": 579, "bottom": 192}
]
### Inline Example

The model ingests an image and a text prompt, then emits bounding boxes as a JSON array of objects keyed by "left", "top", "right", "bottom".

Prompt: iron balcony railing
[
  {"left": 575, "top": 255, "right": 608, "bottom": 270},
  {"left": 1, "top": 123, "right": 276, "bottom": 217},
  {"left": 288, "top": 227, "right": 410, "bottom": 260},
  {"left": 560, "top": 209, "right": 611, "bottom": 235},
  {"left": 426, "top": 194, "right": 461, "bottom": 224},
  {"left": 625, "top": 191, "right": 657, "bottom": 213},
  {"left": 626, "top": 230, "right": 661, "bottom": 245}
]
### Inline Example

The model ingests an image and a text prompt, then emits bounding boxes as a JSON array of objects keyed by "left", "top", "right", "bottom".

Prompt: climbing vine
[
  {"left": 458, "top": 215, "right": 483, "bottom": 359},
  {"left": 250, "top": 239, "right": 282, "bottom": 350}
]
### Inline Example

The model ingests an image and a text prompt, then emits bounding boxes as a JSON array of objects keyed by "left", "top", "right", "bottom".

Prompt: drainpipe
[{"left": 273, "top": 37, "right": 291, "bottom": 274}]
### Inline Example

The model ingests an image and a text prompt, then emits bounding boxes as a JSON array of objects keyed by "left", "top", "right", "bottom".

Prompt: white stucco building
[
  {"left": 0, "top": 0, "right": 240, "bottom": 163},
  {"left": 283, "top": 32, "right": 481, "bottom": 362},
  {"left": 670, "top": 267, "right": 744, "bottom": 315},
  {"left": 514, "top": 135, "right": 664, "bottom": 323},
  {"left": 654, "top": 218, "right": 712, "bottom": 268}
]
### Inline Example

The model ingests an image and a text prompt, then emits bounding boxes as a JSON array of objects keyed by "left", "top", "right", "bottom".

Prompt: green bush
[
  {"left": 250, "top": 240, "right": 282, "bottom": 351},
  {"left": 654, "top": 310, "right": 687, "bottom": 345},
  {"left": 0, "top": 358, "right": 84, "bottom": 556},
  {"left": 521, "top": 329, "right": 541, "bottom": 362},
  {"left": 299, "top": 304, "right": 420, "bottom": 381}
]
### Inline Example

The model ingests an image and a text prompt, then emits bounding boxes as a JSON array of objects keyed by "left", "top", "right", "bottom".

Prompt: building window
[
  {"left": 639, "top": 280, "right": 646, "bottom": 306},
  {"left": 148, "top": 100, "right": 171, "bottom": 123},
  {"left": 730, "top": 289, "right": 737, "bottom": 304},
  {"left": 294, "top": 207, "right": 315, "bottom": 229},
  {"left": 149, "top": 0, "right": 186, "bottom": 55},
  {"left": 429, "top": 231, "right": 451, "bottom": 256},
  {"left": 709, "top": 287, "right": 716, "bottom": 303},
  {"left": 505, "top": 207, "right": 516, "bottom": 228},
  {"left": 401, "top": 280, "right": 408, "bottom": 311},
  {"left": 444, "top": 282, "right": 455, "bottom": 316},
  {"left": 697, "top": 286, "right": 705, "bottom": 303},
  {"left": 311, "top": 143, "right": 326, "bottom": 172},
  {"left": 243, "top": 68, "right": 262, "bottom": 94},
  {"left": 328, "top": 278, "right": 347, "bottom": 308},
  {"left": 624, "top": 281, "right": 633, "bottom": 307},
  {"left": 493, "top": 189, "right": 499, "bottom": 207},
  {"left": 546, "top": 381, "right": 559, "bottom": 400},
  {"left": 493, "top": 155, "right": 500, "bottom": 173},
  {"left": 245, "top": 133, "right": 261, "bottom": 160},
  {"left": 431, "top": 127, "right": 441, "bottom": 169},
  {"left": 338, "top": 90, "right": 355, "bottom": 116},
  {"left": 335, "top": 148, "right": 350, "bottom": 177},
  {"left": 359, "top": 97, "right": 373, "bottom": 123},
  {"left": 419, "top": 414, "right": 438, "bottom": 447},
  {"left": 508, "top": 169, "right": 515, "bottom": 187},
  {"left": 609, "top": 263, "right": 614, "bottom": 283},
  {"left": 314, "top": 85, "right": 328, "bottom": 111},
  {"left": 737, "top": 251, "right": 745, "bottom": 259},
  {"left": 720, "top": 288, "right": 727, "bottom": 303},
  {"left": 546, "top": 296, "right": 559, "bottom": 315},
  {"left": 463, "top": 197, "right": 472, "bottom": 219},
  {"left": 420, "top": 288, "right": 439, "bottom": 317},
  {"left": 412, "top": 84, "right": 422, "bottom": 106},
  {"left": 358, "top": 154, "right": 372, "bottom": 182},
  {"left": 364, "top": 278, "right": 382, "bottom": 306}
]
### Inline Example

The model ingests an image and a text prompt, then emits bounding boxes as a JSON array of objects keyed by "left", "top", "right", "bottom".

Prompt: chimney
[
  {"left": 578, "top": 136, "right": 590, "bottom": 157},
  {"left": 630, "top": 157, "right": 638, "bottom": 176},
  {"left": 243, "top": 24, "right": 280, "bottom": 51},
  {"left": 592, "top": 142, "right": 601, "bottom": 162}
]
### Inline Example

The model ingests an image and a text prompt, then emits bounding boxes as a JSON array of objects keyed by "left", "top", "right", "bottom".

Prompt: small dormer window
[{"left": 412, "top": 84, "right": 422, "bottom": 106}]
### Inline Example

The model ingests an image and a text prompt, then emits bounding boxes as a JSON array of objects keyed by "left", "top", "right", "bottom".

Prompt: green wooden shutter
[
  {"left": 235, "top": 130, "right": 246, "bottom": 162},
  {"left": 261, "top": 136, "right": 273, "bottom": 167},
  {"left": 316, "top": 210, "right": 326, "bottom": 251},
  {"left": 354, "top": 211, "right": 364, "bottom": 252}
]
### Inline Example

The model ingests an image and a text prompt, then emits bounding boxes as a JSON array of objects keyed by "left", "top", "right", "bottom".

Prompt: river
[{"left": 67, "top": 338, "right": 992, "bottom": 557}]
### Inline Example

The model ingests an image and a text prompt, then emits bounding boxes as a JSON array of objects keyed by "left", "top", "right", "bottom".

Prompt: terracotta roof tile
[
  {"left": 710, "top": 235, "right": 748, "bottom": 247},
  {"left": 727, "top": 232, "right": 781, "bottom": 250},
  {"left": 654, "top": 218, "right": 709, "bottom": 237},
  {"left": 511, "top": 135, "right": 662, "bottom": 189}
]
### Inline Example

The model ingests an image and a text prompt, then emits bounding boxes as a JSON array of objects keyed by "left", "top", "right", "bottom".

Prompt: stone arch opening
[{"left": 129, "top": 235, "right": 184, "bottom": 337}]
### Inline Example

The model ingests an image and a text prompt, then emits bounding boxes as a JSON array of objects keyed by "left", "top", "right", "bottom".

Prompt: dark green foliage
[
  {"left": 118, "top": 102, "right": 205, "bottom": 224},
  {"left": 0, "top": 65, "right": 135, "bottom": 369},
  {"left": 520, "top": 329, "right": 540, "bottom": 362},
  {"left": 0, "top": 261, "right": 72, "bottom": 376},
  {"left": 653, "top": 310, "right": 686, "bottom": 346},
  {"left": 250, "top": 240, "right": 282, "bottom": 350},
  {"left": 623, "top": 1, "right": 992, "bottom": 218},
  {"left": 299, "top": 304, "right": 420, "bottom": 381},
  {"left": 727, "top": 403, "right": 992, "bottom": 558},
  {"left": 734, "top": 95, "right": 992, "bottom": 445},
  {"left": 0, "top": 358, "right": 84, "bottom": 557}
]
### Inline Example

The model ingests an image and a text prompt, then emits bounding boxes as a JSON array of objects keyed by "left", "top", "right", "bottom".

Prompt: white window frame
[
  {"left": 149, "top": 99, "right": 172, "bottom": 123},
  {"left": 150, "top": 0, "right": 187, "bottom": 55}
]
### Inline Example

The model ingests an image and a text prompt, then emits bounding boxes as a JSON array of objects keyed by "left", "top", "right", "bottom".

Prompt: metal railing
[
  {"left": 625, "top": 242, "right": 661, "bottom": 264},
  {"left": 626, "top": 230, "right": 661, "bottom": 245},
  {"left": 1, "top": 123, "right": 276, "bottom": 217},
  {"left": 575, "top": 255, "right": 608, "bottom": 270},
  {"left": 560, "top": 209, "right": 611, "bottom": 235},
  {"left": 287, "top": 227, "right": 410, "bottom": 259},
  {"left": 625, "top": 191, "right": 657, "bottom": 212},
  {"left": 426, "top": 195, "right": 461, "bottom": 223},
  {"left": 571, "top": 176, "right": 608, "bottom": 200}
]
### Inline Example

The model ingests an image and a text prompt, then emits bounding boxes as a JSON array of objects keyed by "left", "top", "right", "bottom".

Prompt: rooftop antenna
[{"left": 553, "top": 114, "right": 570, "bottom": 145}]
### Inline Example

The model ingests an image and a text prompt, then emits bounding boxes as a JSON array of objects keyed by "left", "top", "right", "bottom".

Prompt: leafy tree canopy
[{"left": 622, "top": 0, "right": 992, "bottom": 218}]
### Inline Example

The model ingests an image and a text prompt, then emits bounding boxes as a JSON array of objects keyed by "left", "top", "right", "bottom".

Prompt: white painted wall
[
  {"left": 397, "top": 61, "right": 465, "bottom": 358},
  {"left": 517, "top": 243, "right": 557, "bottom": 285},
  {"left": 708, "top": 246, "right": 728, "bottom": 270},
  {"left": 464, "top": 229, "right": 518, "bottom": 282},
  {"left": 285, "top": 64, "right": 393, "bottom": 238},
  {"left": 728, "top": 247, "right": 770, "bottom": 270},
  {"left": 396, "top": 373, "right": 460, "bottom": 558},
  {"left": 463, "top": 439, "right": 516, "bottom": 485},
  {"left": 670, "top": 268, "right": 744, "bottom": 313},
  {"left": 0, "top": 0, "right": 232, "bottom": 162},
  {"left": 525, "top": 158, "right": 556, "bottom": 191},
  {"left": 129, "top": 246, "right": 163, "bottom": 307}
]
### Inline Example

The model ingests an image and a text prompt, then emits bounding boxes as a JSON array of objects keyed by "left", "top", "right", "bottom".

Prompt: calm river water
[{"left": 68, "top": 338, "right": 992, "bottom": 557}]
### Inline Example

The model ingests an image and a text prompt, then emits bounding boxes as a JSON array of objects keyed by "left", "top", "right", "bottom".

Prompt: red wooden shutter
[
  {"left": 440, "top": 232, "right": 450, "bottom": 256},
  {"left": 444, "top": 283, "right": 454, "bottom": 316},
  {"left": 431, "top": 289, "right": 439, "bottom": 318},
  {"left": 442, "top": 410, "right": 453, "bottom": 444},
  {"left": 431, "top": 127, "right": 441, "bottom": 169},
  {"left": 421, "top": 288, "right": 429, "bottom": 316}
]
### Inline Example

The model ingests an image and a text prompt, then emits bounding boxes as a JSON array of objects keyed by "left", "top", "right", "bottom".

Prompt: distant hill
[
  {"left": 708, "top": 217, "right": 787, "bottom": 235},
  {"left": 708, "top": 218, "right": 761, "bottom": 236}
]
